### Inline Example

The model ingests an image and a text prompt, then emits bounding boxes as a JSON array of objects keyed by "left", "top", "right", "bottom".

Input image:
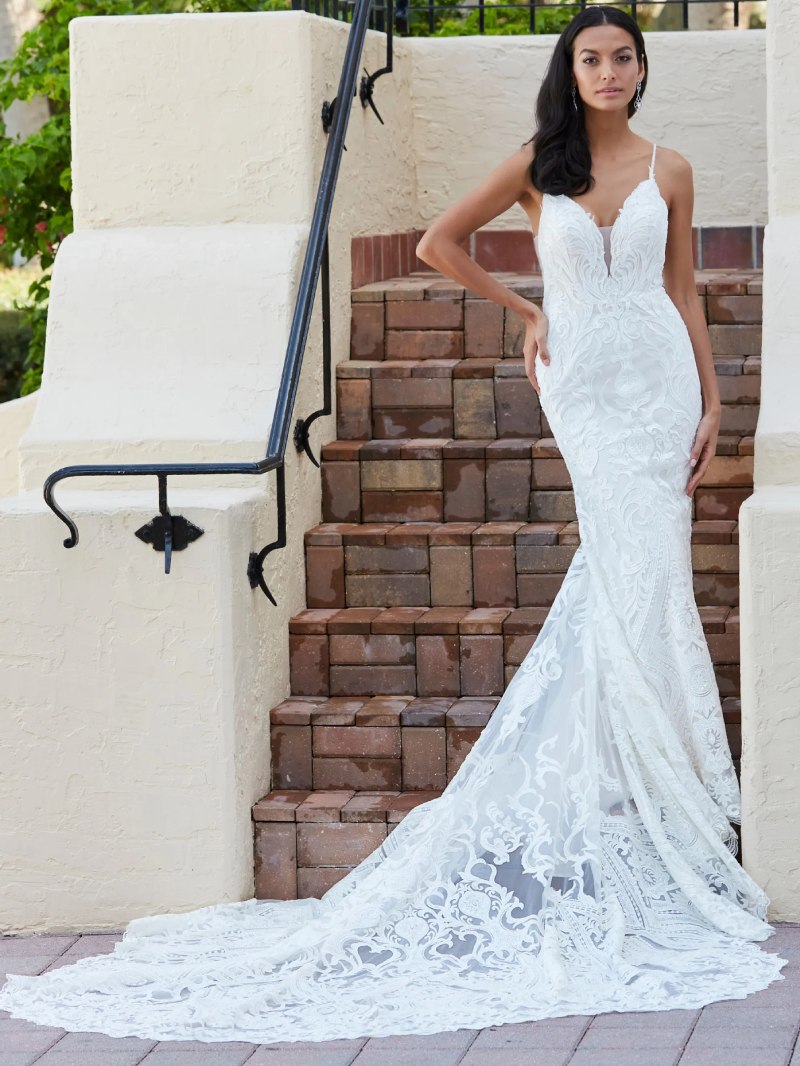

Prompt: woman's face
[{"left": 571, "top": 24, "right": 645, "bottom": 114}]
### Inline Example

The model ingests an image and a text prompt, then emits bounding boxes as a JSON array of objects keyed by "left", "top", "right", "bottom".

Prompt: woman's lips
[{"left": 598, "top": 88, "right": 622, "bottom": 94}]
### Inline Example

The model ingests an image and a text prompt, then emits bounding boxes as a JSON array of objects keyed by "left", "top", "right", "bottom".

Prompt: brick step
[
  {"left": 253, "top": 787, "right": 444, "bottom": 900},
  {"left": 256, "top": 684, "right": 742, "bottom": 901},
  {"left": 321, "top": 436, "right": 754, "bottom": 526},
  {"left": 350, "top": 271, "right": 762, "bottom": 363},
  {"left": 288, "top": 603, "right": 741, "bottom": 703},
  {"left": 305, "top": 520, "right": 742, "bottom": 614},
  {"left": 337, "top": 357, "right": 761, "bottom": 442}
]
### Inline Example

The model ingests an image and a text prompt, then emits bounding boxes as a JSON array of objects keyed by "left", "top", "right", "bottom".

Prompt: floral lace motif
[{"left": 0, "top": 145, "right": 785, "bottom": 1043}]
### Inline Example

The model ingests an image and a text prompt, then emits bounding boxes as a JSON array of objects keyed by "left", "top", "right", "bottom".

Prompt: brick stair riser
[
  {"left": 337, "top": 358, "right": 760, "bottom": 443},
  {"left": 322, "top": 438, "right": 755, "bottom": 527},
  {"left": 287, "top": 601, "right": 741, "bottom": 715},
  {"left": 349, "top": 274, "right": 762, "bottom": 365},
  {"left": 253, "top": 788, "right": 444, "bottom": 901},
  {"left": 306, "top": 520, "right": 742, "bottom": 614}
]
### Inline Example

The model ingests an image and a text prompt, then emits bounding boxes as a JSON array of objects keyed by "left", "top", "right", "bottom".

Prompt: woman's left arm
[{"left": 662, "top": 154, "right": 721, "bottom": 497}]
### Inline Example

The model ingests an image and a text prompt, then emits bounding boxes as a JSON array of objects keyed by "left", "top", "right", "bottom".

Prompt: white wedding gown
[{"left": 0, "top": 143, "right": 785, "bottom": 1042}]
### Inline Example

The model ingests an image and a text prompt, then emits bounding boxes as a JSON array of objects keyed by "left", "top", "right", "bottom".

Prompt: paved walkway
[{"left": 2, "top": 925, "right": 799, "bottom": 1066}]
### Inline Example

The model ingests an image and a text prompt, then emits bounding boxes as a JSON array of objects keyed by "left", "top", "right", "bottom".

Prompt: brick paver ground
[{"left": 1, "top": 924, "right": 799, "bottom": 1066}]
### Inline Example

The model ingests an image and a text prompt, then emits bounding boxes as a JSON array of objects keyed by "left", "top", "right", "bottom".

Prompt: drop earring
[
  {"left": 634, "top": 81, "right": 642, "bottom": 112},
  {"left": 571, "top": 85, "right": 578, "bottom": 113}
]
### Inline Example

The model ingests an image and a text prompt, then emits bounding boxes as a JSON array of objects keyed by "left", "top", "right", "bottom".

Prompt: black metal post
[{"left": 478, "top": 0, "right": 485, "bottom": 33}]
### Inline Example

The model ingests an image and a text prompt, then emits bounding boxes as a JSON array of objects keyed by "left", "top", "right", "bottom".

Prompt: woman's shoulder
[{"left": 654, "top": 144, "right": 693, "bottom": 180}]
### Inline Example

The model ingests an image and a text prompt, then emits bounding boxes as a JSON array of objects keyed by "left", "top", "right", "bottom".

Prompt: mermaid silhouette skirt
[{"left": 0, "top": 151, "right": 786, "bottom": 1040}]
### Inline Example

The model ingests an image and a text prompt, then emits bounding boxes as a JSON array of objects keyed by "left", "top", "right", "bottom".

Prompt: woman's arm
[
  {"left": 416, "top": 147, "right": 551, "bottom": 393},
  {"left": 662, "top": 154, "right": 721, "bottom": 497}
]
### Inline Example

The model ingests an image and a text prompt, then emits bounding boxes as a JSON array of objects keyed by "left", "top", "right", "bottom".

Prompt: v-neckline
[{"left": 565, "top": 174, "right": 654, "bottom": 236}]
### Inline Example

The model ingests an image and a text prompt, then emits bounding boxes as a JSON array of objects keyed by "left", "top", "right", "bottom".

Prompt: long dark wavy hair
[{"left": 530, "top": 6, "right": 648, "bottom": 197}]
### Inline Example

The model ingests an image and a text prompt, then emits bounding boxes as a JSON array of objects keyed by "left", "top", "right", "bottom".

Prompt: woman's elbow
[{"left": 416, "top": 232, "right": 437, "bottom": 269}]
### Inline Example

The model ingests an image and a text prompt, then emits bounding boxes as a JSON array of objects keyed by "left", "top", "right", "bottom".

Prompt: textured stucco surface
[
  {"left": 740, "top": 0, "right": 800, "bottom": 920},
  {"left": 0, "top": 393, "right": 36, "bottom": 498},
  {"left": 411, "top": 30, "right": 766, "bottom": 230}
]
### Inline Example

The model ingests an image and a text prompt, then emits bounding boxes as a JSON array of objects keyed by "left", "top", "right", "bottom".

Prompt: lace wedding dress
[{"left": 0, "top": 143, "right": 785, "bottom": 1042}]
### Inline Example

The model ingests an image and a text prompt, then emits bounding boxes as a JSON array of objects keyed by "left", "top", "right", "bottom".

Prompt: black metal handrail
[{"left": 43, "top": 0, "right": 389, "bottom": 604}]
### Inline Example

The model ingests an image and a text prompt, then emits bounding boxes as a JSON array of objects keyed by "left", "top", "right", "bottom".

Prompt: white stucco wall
[
  {"left": 740, "top": 0, "right": 800, "bottom": 920},
  {"left": 411, "top": 30, "right": 766, "bottom": 230},
  {"left": 0, "top": 392, "right": 36, "bottom": 498}
]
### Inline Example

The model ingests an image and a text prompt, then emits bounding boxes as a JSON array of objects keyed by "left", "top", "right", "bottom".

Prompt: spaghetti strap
[{"left": 649, "top": 142, "right": 658, "bottom": 178}]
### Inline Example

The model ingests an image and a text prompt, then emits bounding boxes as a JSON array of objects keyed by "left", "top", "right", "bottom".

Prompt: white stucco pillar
[{"left": 739, "top": 0, "right": 800, "bottom": 919}]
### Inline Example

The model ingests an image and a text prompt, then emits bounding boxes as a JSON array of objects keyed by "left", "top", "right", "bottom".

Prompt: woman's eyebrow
[{"left": 579, "top": 45, "right": 634, "bottom": 55}]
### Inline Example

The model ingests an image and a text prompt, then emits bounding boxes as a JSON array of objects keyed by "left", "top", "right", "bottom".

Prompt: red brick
[
  {"left": 504, "top": 633, "right": 537, "bottom": 665},
  {"left": 342, "top": 523, "right": 394, "bottom": 545},
  {"left": 739, "top": 436, "right": 755, "bottom": 456},
  {"left": 692, "top": 521, "right": 737, "bottom": 545},
  {"left": 533, "top": 458, "right": 572, "bottom": 489},
  {"left": 350, "top": 302, "right": 384, "bottom": 360},
  {"left": 465, "top": 300, "right": 504, "bottom": 358},
  {"left": 699, "top": 456, "right": 754, "bottom": 488},
  {"left": 330, "top": 664, "right": 417, "bottom": 695},
  {"left": 271, "top": 724, "right": 312, "bottom": 790},
  {"left": 517, "top": 572, "right": 566, "bottom": 608},
  {"left": 529, "top": 491, "right": 576, "bottom": 522},
  {"left": 558, "top": 521, "right": 580, "bottom": 546},
  {"left": 310, "top": 697, "right": 367, "bottom": 725},
  {"left": 515, "top": 523, "right": 562, "bottom": 546},
  {"left": 714, "top": 664, "right": 740, "bottom": 698},
  {"left": 444, "top": 458, "right": 486, "bottom": 523},
  {"left": 371, "top": 607, "right": 430, "bottom": 634},
  {"left": 305, "top": 545, "right": 345, "bottom": 610},
  {"left": 386, "top": 330, "right": 463, "bottom": 361},
  {"left": 707, "top": 294, "right": 762, "bottom": 324},
  {"left": 313, "top": 756, "right": 401, "bottom": 791},
  {"left": 372, "top": 377, "right": 452, "bottom": 408},
  {"left": 400, "top": 696, "right": 454, "bottom": 726},
  {"left": 386, "top": 299, "right": 462, "bottom": 330},
  {"left": 341, "top": 793, "right": 399, "bottom": 822},
  {"left": 289, "top": 609, "right": 341, "bottom": 634},
  {"left": 474, "top": 230, "right": 535, "bottom": 273},
  {"left": 454, "top": 379, "right": 497, "bottom": 438},
  {"left": 494, "top": 377, "right": 541, "bottom": 438},
  {"left": 387, "top": 791, "right": 442, "bottom": 823},
  {"left": 446, "top": 698, "right": 497, "bottom": 727},
  {"left": 356, "top": 695, "right": 414, "bottom": 726},
  {"left": 694, "top": 573, "right": 739, "bottom": 607},
  {"left": 430, "top": 545, "right": 473, "bottom": 607},
  {"left": 691, "top": 545, "right": 739, "bottom": 573},
  {"left": 295, "top": 791, "right": 355, "bottom": 822},
  {"left": 460, "top": 608, "right": 512, "bottom": 634},
  {"left": 707, "top": 633, "right": 740, "bottom": 665},
  {"left": 430, "top": 522, "right": 479, "bottom": 546},
  {"left": 717, "top": 376, "right": 761, "bottom": 404},
  {"left": 472, "top": 522, "right": 522, "bottom": 545},
  {"left": 708, "top": 324, "right": 761, "bottom": 358},
  {"left": 516, "top": 545, "right": 576, "bottom": 572},
  {"left": 447, "top": 727, "right": 482, "bottom": 781},
  {"left": 362, "top": 491, "right": 443, "bottom": 524},
  {"left": 313, "top": 725, "right": 401, "bottom": 758},
  {"left": 336, "top": 379, "right": 372, "bottom": 440},
  {"left": 297, "top": 867, "right": 350, "bottom": 899},
  {"left": 386, "top": 521, "right": 439, "bottom": 543},
  {"left": 698, "top": 606, "right": 730, "bottom": 634},
  {"left": 328, "top": 634, "right": 416, "bottom": 665},
  {"left": 416, "top": 635, "right": 461, "bottom": 697},
  {"left": 270, "top": 699, "right": 316, "bottom": 726},
  {"left": 473, "top": 545, "right": 517, "bottom": 607},
  {"left": 252, "top": 790, "right": 311, "bottom": 822},
  {"left": 503, "top": 606, "right": 549, "bottom": 633},
  {"left": 460, "top": 635, "right": 504, "bottom": 696},
  {"left": 373, "top": 408, "right": 454, "bottom": 440},
  {"left": 402, "top": 727, "right": 447, "bottom": 790},
  {"left": 328, "top": 607, "right": 383, "bottom": 634},
  {"left": 701, "top": 227, "right": 754, "bottom": 271},
  {"left": 345, "top": 544, "right": 429, "bottom": 574},
  {"left": 297, "top": 822, "right": 387, "bottom": 866},
  {"left": 695, "top": 487, "right": 752, "bottom": 521},
  {"left": 320, "top": 441, "right": 363, "bottom": 462},
  {"left": 726, "top": 608, "right": 740, "bottom": 633},
  {"left": 322, "top": 462, "right": 360, "bottom": 523},
  {"left": 486, "top": 459, "right": 531, "bottom": 522},
  {"left": 415, "top": 607, "right": 471, "bottom": 635},
  {"left": 504, "top": 309, "right": 525, "bottom": 358},
  {"left": 346, "top": 573, "right": 430, "bottom": 607},
  {"left": 254, "top": 822, "right": 297, "bottom": 900},
  {"left": 289, "top": 634, "right": 329, "bottom": 697}
]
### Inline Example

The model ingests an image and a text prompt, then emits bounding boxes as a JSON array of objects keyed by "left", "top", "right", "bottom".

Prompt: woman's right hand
[{"left": 522, "top": 305, "right": 551, "bottom": 396}]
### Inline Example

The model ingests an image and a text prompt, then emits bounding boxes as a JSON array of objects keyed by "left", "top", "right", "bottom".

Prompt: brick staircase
[{"left": 253, "top": 268, "right": 760, "bottom": 902}]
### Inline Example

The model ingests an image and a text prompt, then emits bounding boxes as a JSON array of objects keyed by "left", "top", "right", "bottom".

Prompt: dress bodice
[{"left": 534, "top": 143, "right": 668, "bottom": 307}]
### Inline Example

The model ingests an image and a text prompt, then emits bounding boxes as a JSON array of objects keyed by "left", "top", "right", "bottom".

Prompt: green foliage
[{"left": 0, "top": 310, "right": 32, "bottom": 402}]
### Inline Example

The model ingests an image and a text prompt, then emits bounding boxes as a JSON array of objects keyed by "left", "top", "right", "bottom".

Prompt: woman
[{"left": 0, "top": 4, "right": 785, "bottom": 1044}]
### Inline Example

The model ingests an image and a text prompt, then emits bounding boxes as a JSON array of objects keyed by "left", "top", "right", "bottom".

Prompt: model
[{"left": 0, "top": 4, "right": 785, "bottom": 1044}]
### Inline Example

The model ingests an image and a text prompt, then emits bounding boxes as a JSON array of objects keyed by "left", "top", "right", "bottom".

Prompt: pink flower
[
  {"left": 35, "top": 221, "right": 47, "bottom": 232},
  {"left": 0, "top": 225, "right": 6, "bottom": 245}
]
